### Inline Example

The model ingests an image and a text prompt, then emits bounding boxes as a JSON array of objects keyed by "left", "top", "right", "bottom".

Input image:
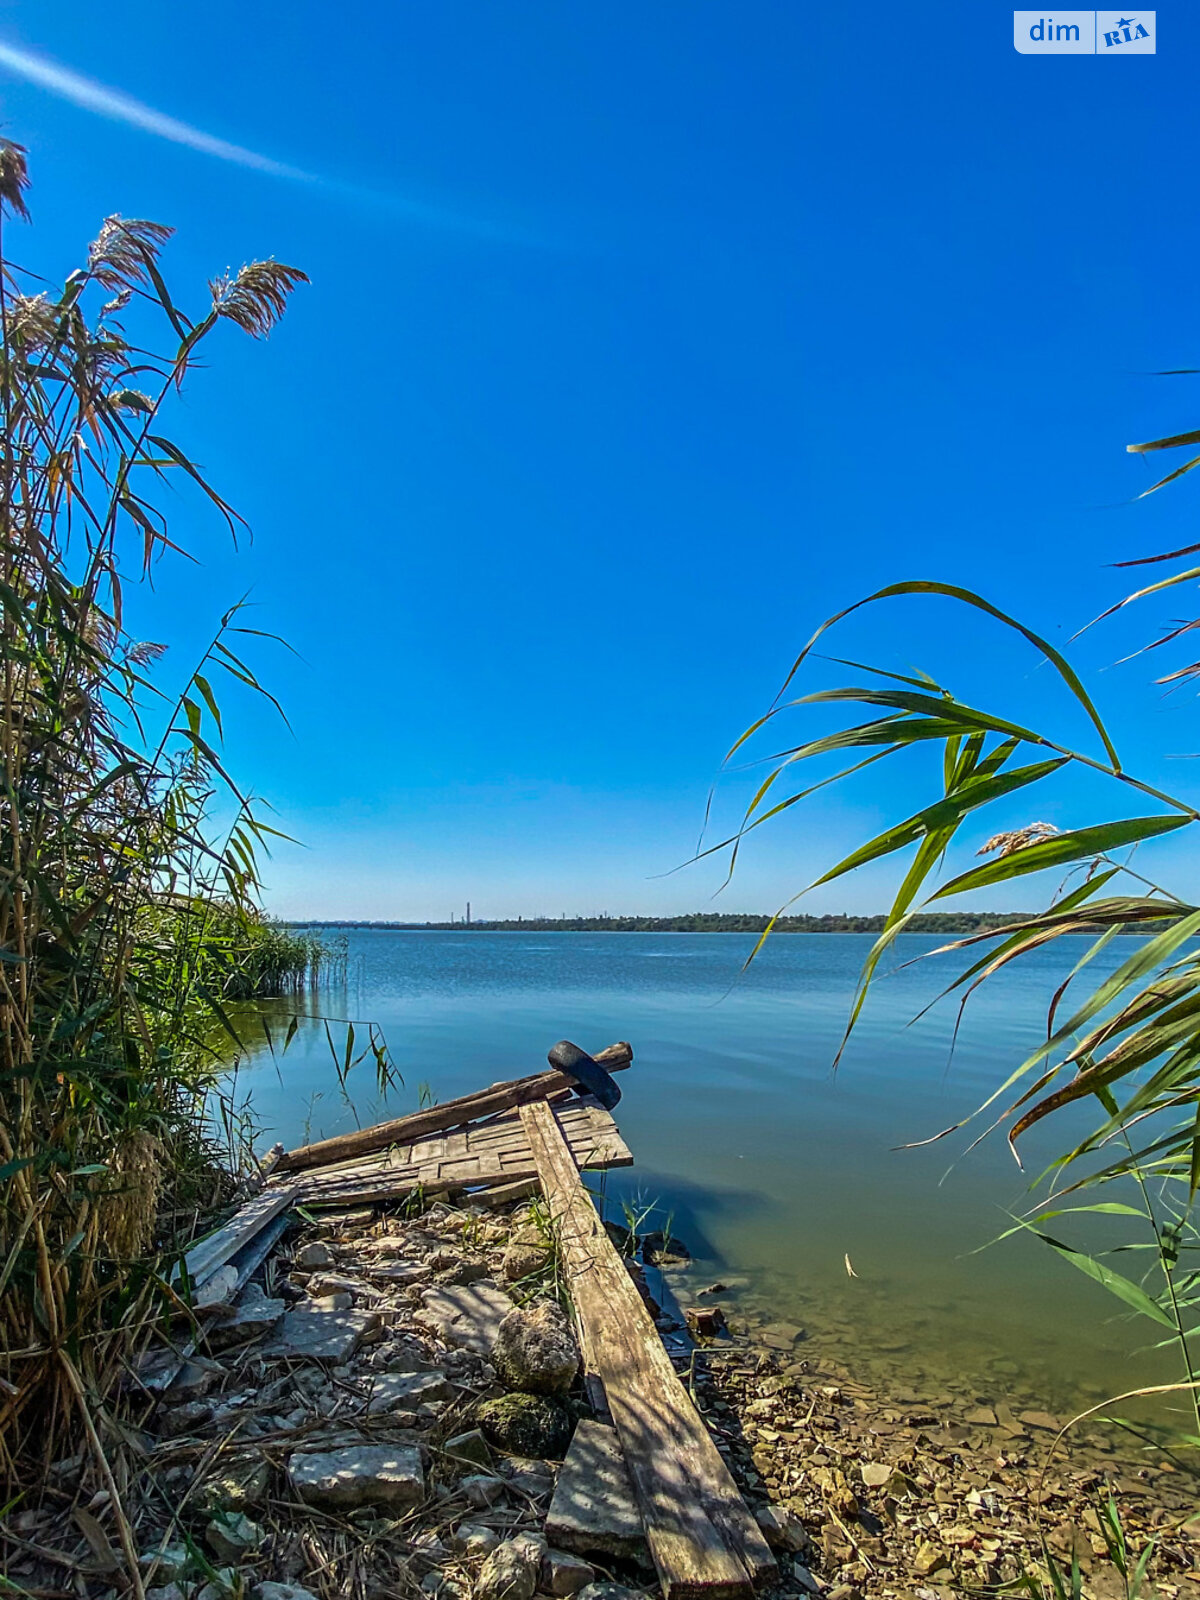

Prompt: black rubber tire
[{"left": 547, "top": 1039, "right": 622, "bottom": 1109}]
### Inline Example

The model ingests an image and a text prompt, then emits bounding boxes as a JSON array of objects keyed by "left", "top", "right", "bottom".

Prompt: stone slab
[
  {"left": 289, "top": 1443, "right": 424, "bottom": 1512},
  {"left": 544, "top": 1421, "right": 650, "bottom": 1564},
  {"left": 365, "top": 1370, "right": 453, "bottom": 1412},
  {"left": 364, "top": 1260, "right": 431, "bottom": 1286},
  {"left": 265, "top": 1305, "right": 380, "bottom": 1362},
  {"left": 416, "top": 1281, "right": 514, "bottom": 1355},
  {"left": 205, "top": 1286, "right": 286, "bottom": 1352}
]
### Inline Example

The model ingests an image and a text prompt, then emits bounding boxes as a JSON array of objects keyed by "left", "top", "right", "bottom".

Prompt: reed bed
[{"left": 0, "top": 140, "right": 310, "bottom": 1500}]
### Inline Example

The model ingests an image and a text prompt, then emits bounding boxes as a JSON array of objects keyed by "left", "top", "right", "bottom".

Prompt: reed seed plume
[
  {"left": 977, "top": 821, "right": 1059, "bottom": 857},
  {"left": 0, "top": 137, "right": 29, "bottom": 220},
  {"left": 88, "top": 214, "right": 175, "bottom": 288},
  {"left": 209, "top": 259, "right": 311, "bottom": 338}
]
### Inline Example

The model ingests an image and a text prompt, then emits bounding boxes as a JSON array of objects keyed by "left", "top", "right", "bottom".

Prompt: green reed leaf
[{"left": 931, "top": 815, "right": 1191, "bottom": 898}]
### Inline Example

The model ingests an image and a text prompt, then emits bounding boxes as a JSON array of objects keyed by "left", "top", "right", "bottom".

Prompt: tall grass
[{"left": 0, "top": 140, "right": 313, "bottom": 1503}]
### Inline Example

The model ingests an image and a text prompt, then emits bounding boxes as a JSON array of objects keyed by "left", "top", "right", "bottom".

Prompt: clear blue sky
[{"left": 3, "top": 3, "right": 1198, "bottom": 919}]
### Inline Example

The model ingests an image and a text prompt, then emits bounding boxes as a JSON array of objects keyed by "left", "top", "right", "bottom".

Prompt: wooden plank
[
  {"left": 273, "top": 1042, "right": 633, "bottom": 1174},
  {"left": 472, "top": 1176, "right": 540, "bottom": 1207},
  {"left": 181, "top": 1180, "right": 301, "bottom": 1288},
  {"left": 520, "top": 1101, "right": 775, "bottom": 1600},
  {"left": 293, "top": 1102, "right": 631, "bottom": 1192},
  {"left": 294, "top": 1098, "right": 632, "bottom": 1204}
]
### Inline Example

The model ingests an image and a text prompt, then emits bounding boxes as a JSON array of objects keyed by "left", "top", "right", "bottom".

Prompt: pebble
[
  {"left": 447, "top": 1522, "right": 500, "bottom": 1557},
  {"left": 754, "top": 1504, "right": 809, "bottom": 1553},
  {"left": 913, "top": 1542, "right": 951, "bottom": 1577},
  {"left": 293, "top": 1242, "right": 334, "bottom": 1270},
  {"left": 206, "top": 1511, "right": 264, "bottom": 1561},
  {"left": 462, "top": 1472, "right": 508, "bottom": 1508},
  {"left": 365, "top": 1369, "right": 453, "bottom": 1411}
]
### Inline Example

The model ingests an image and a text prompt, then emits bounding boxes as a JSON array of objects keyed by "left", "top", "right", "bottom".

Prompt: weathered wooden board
[
  {"left": 294, "top": 1097, "right": 631, "bottom": 1204},
  {"left": 182, "top": 1181, "right": 301, "bottom": 1288},
  {"left": 520, "top": 1099, "right": 776, "bottom": 1600},
  {"left": 273, "top": 1041, "right": 633, "bottom": 1174}
]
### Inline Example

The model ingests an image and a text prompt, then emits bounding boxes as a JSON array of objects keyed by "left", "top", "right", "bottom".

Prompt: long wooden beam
[
  {"left": 273, "top": 1041, "right": 632, "bottom": 1175},
  {"left": 519, "top": 1099, "right": 776, "bottom": 1600}
]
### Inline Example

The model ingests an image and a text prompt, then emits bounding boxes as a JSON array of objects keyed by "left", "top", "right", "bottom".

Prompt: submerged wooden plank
[
  {"left": 520, "top": 1100, "right": 775, "bottom": 1600},
  {"left": 273, "top": 1041, "right": 633, "bottom": 1174}
]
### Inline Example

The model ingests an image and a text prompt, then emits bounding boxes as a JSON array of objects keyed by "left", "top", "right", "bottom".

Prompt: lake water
[{"left": 233, "top": 930, "right": 1180, "bottom": 1430}]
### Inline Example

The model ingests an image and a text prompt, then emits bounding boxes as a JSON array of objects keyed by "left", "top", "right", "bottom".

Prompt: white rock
[
  {"left": 462, "top": 1472, "right": 507, "bottom": 1508},
  {"left": 417, "top": 1282, "right": 515, "bottom": 1355},
  {"left": 205, "top": 1285, "right": 286, "bottom": 1352},
  {"left": 793, "top": 1562, "right": 821, "bottom": 1594},
  {"left": 206, "top": 1511, "right": 263, "bottom": 1562},
  {"left": 194, "top": 1266, "right": 239, "bottom": 1309},
  {"left": 491, "top": 1300, "right": 579, "bottom": 1396},
  {"left": 139, "top": 1544, "right": 191, "bottom": 1582},
  {"left": 266, "top": 1305, "right": 381, "bottom": 1362},
  {"left": 409, "top": 1531, "right": 451, "bottom": 1575},
  {"left": 755, "top": 1503, "right": 809, "bottom": 1553},
  {"left": 309, "top": 1291, "right": 352, "bottom": 1312}
]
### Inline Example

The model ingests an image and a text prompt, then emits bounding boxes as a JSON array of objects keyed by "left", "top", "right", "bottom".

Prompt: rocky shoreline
[{"left": 5, "top": 1193, "right": 1197, "bottom": 1600}]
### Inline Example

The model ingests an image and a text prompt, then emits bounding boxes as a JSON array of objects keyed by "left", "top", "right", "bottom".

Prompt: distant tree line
[{"left": 289, "top": 910, "right": 1173, "bottom": 934}]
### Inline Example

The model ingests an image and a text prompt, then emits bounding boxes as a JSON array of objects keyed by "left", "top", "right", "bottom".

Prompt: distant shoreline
[{"left": 283, "top": 911, "right": 1170, "bottom": 936}]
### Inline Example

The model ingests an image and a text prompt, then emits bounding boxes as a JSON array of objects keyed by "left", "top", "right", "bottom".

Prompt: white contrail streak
[
  {"left": 0, "top": 39, "right": 549, "bottom": 246},
  {"left": 0, "top": 41, "right": 313, "bottom": 180}
]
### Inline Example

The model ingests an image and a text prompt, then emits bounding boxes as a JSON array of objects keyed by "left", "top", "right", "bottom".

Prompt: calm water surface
[{"left": 234, "top": 931, "right": 1176, "bottom": 1423}]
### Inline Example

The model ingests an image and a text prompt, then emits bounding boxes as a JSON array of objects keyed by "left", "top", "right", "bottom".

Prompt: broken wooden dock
[{"left": 179, "top": 1039, "right": 775, "bottom": 1600}]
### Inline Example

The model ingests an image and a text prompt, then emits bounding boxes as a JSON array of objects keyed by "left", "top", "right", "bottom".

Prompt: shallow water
[{"left": 233, "top": 930, "right": 1181, "bottom": 1425}]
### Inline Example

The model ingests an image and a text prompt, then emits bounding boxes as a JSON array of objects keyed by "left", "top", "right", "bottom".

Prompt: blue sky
[{"left": 3, "top": 2, "right": 1198, "bottom": 919}]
